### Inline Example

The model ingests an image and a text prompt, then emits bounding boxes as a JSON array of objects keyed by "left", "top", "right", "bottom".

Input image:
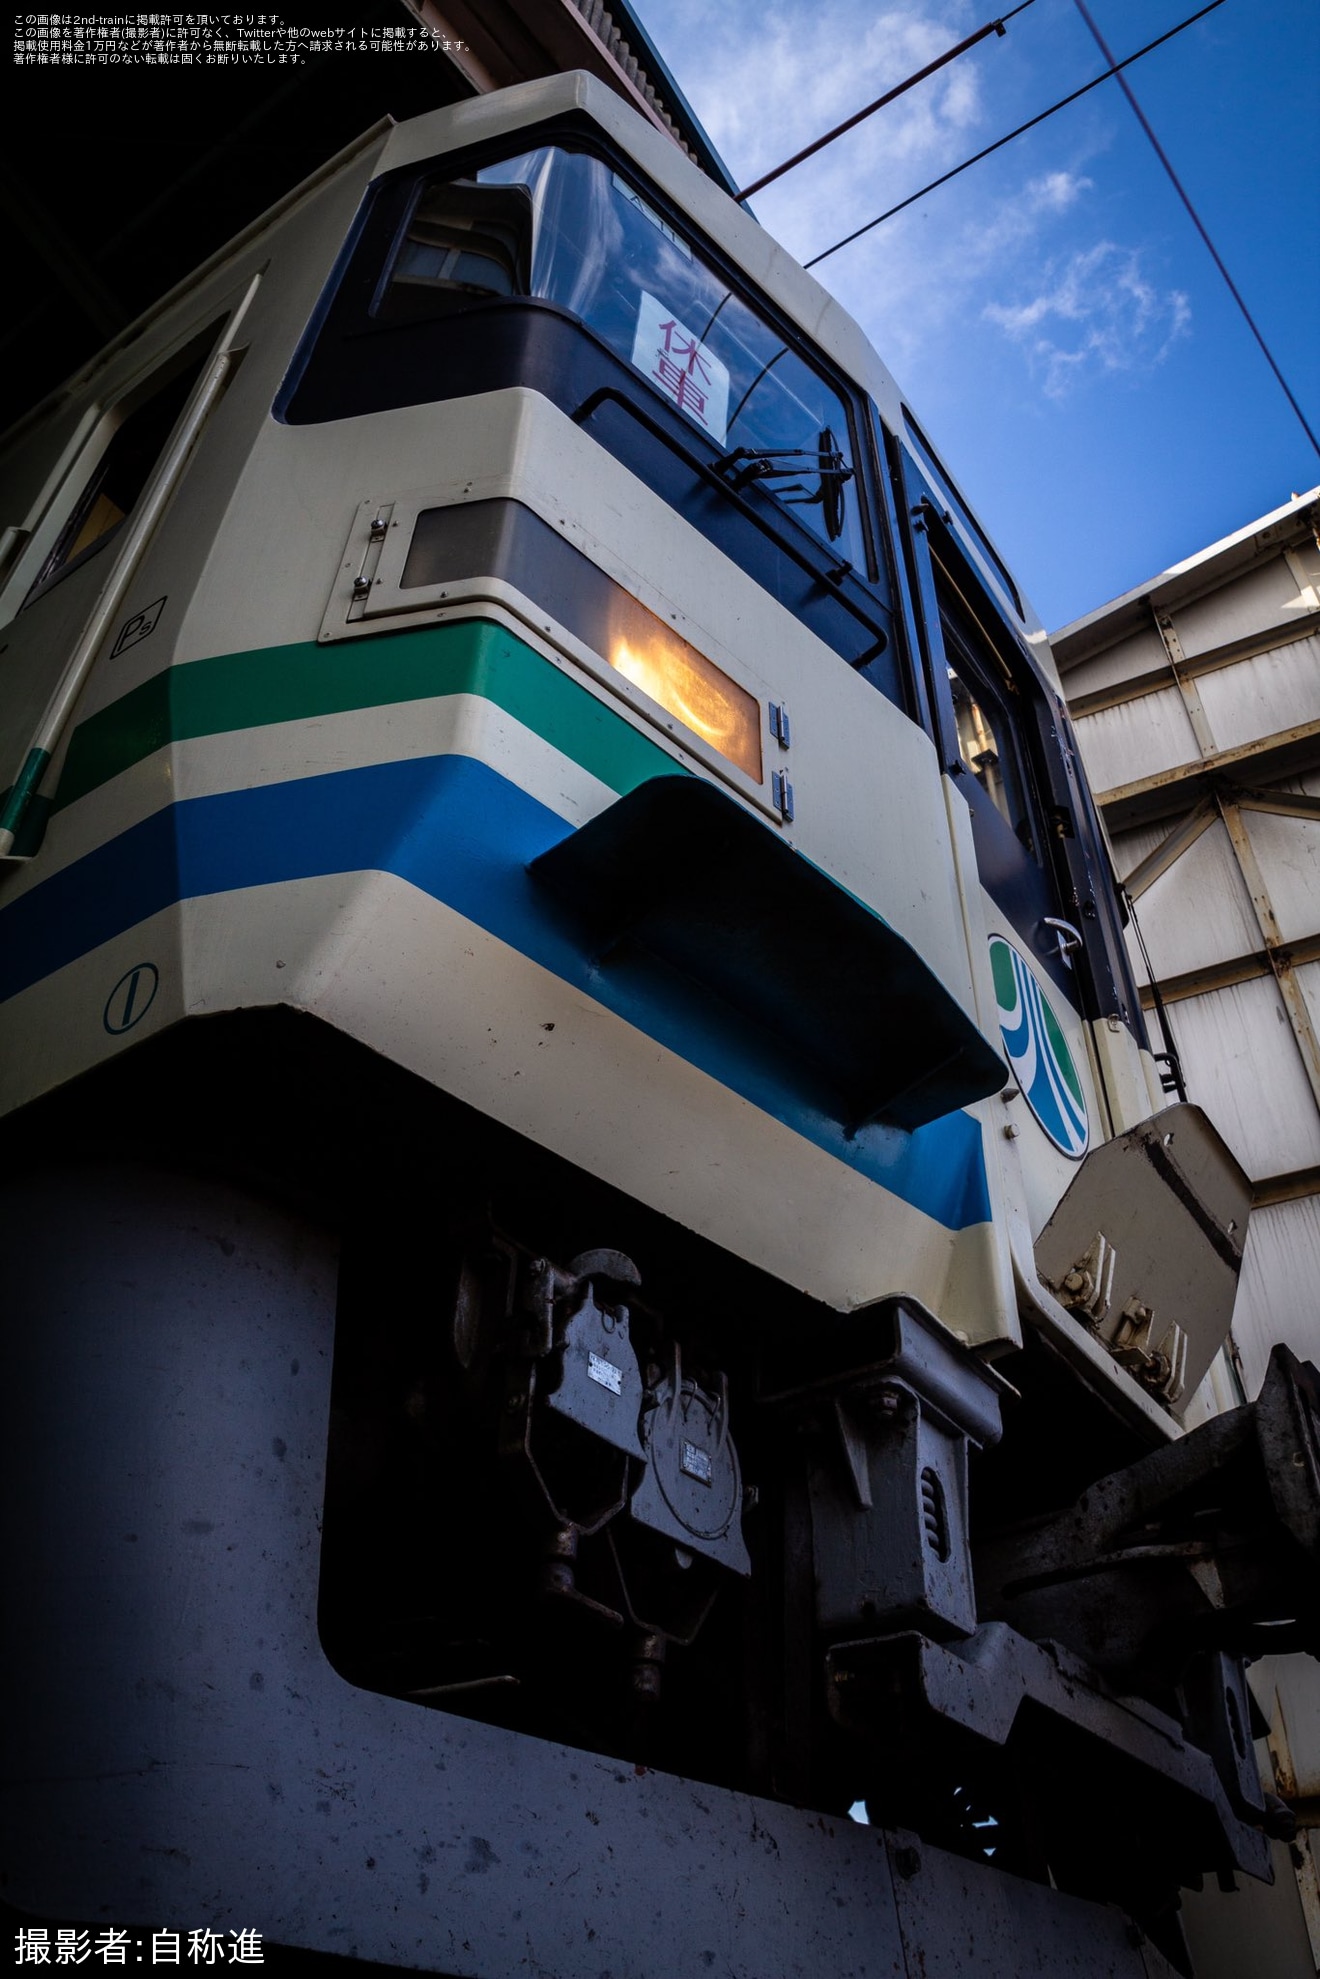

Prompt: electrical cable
[
  {"left": 1071, "top": 0, "right": 1319, "bottom": 460},
  {"left": 735, "top": 1, "right": 1035, "bottom": 204},
  {"left": 1123, "top": 887, "right": 1188, "bottom": 1104},
  {"left": 803, "top": 0, "right": 1225, "bottom": 269}
]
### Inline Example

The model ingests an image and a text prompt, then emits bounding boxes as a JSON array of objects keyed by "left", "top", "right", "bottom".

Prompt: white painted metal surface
[{"left": 0, "top": 78, "right": 1032, "bottom": 1352}]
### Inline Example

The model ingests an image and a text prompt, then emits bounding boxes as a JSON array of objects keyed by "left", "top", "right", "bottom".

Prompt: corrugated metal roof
[{"left": 1053, "top": 486, "right": 1320, "bottom": 666}]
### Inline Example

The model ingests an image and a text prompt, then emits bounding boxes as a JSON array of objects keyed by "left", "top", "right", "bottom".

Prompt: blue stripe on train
[{"left": 0, "top": 754, "right": 992, "bottom": 1231}]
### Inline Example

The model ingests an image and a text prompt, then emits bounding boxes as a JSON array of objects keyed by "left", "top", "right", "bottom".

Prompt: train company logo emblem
[{"left": 988, "top": 936, "right": 1089, "bottom": 1158}]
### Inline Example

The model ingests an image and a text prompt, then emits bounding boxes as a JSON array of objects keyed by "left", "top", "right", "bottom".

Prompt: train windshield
[{"left": 377, "top": 145, "right": 866, "bottom": 571}]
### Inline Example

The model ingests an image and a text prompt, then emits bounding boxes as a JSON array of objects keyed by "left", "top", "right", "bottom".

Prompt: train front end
[{"left": 1, "top": 72, "right": 1312, "bottom": 1979}]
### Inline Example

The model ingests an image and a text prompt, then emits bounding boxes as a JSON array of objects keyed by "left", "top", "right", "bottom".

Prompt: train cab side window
[
  {"left": 374, "top": 181, "right": 533, "bottom": 323},
  {"left": 902, "top": 407, "right": 1024, "bottom": 622},
  {"left": 922, "top": 534, "right": 1091, "bottom": 996},
  {"left": 23, "top": 338, "right": 212, "bottom": 609},
  {"left": 938, "top": 558, "right": 1044, "bottom": 866},
  {"left": 940, "top": 589, "right": 1037, "bottom": 860}
]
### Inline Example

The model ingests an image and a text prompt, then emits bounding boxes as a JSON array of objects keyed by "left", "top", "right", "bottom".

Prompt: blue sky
[{"left": 635, "top": 0, "right": 1320, "bottom": 631}]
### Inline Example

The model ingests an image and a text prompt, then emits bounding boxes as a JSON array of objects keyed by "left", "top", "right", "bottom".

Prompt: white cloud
[
  {"left": 1024, "top": 169, "right": 1092, "bottom": 213},
  {"left": 645, "top": 0, "right": 987, "bottom": 195},
  {"left": 984, "top": 242, "right": 1191, "bottom": 397},
  {"left": 640, "top": 4, "right": 1107, "bottom": 373},
  {"left": 639, "top": 0, "right": 1187, "bottom": 416}
]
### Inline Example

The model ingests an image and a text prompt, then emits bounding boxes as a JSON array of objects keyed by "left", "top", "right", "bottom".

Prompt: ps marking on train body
[
  {"left": 111, "top": 596, "right": 167, "bottom": 658},
  {"left": 989, "top": 935, "right": 1088, "bottom": 1158}
]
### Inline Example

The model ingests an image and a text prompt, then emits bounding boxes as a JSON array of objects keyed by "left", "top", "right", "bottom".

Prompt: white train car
[{"left": 1, "top": 71, "right": 1313, "bottom": 1979}]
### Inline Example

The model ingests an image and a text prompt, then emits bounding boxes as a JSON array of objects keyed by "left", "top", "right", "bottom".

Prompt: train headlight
[{"left": 609, "top": 621, "right": 762, "bottom": 783}]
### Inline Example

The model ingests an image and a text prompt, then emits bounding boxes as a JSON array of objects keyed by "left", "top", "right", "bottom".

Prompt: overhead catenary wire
[
  {"left": 803, "top": 0, "right": 1226, "bottom": 269},
  {"left": 1070, "top": 0, "right": 1320, "bottom": 461},
  {"left": 734, "top": 1, "right": 1036, "bottom": 204}
]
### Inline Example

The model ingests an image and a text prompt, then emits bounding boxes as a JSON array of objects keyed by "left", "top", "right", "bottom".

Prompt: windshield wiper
[{"left": 711, "top": 428, "right": 854, "bottom": 540}]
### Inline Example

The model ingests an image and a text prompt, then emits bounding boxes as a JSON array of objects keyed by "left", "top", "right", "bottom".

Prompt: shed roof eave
[{"left": 1052, "top": 486, "right": 1320, "bottom": 670}]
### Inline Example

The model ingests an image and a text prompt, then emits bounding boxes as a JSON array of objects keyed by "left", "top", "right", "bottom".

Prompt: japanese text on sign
[{"left": 631, "top": 291, "right": 730, "bottom": 446}]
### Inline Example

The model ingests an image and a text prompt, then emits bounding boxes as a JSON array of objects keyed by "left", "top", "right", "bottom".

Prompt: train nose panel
[{"left": 530, "top": 774, "right": 1009, "bottom": 1135}]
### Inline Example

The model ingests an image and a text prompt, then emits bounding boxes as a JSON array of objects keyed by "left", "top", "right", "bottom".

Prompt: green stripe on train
[{"left": 54, "top": 619, "right": 678, "bottom": 813}]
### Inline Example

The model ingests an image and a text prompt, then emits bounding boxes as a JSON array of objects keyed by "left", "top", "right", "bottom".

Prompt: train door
[
  {"left": 0, "top": 281, "right": 253, "bottom": 860},
  {"left": 879, "top": 428, "right": 1156, "bottom": 1183},
  {"left": 892, "top": 439, "right": 1137, "bottom": 1035}
]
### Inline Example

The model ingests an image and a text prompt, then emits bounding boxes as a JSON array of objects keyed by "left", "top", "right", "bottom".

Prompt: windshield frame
[
  {"left": 388, "top": 139, "right": 874, "bottom": 577},
  {"left": 283, "top": 116, "right": 881, "bottom": 589}
]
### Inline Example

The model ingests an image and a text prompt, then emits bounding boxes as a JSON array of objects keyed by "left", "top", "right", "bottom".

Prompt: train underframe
[{"left": 4, "top": 1006, "right": 1317, "bottom": 1976}]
